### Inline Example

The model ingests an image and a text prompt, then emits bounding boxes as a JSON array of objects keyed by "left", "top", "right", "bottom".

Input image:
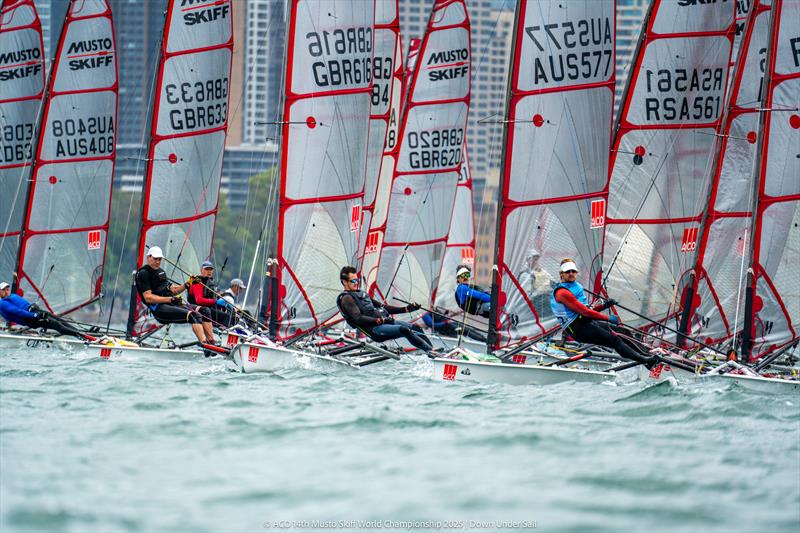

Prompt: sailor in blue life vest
[
  {"left": 336, "top": 265, "right": 434, "bottom": 354},
  {"left": 0, "top": 282, "right": 90, "bottom": 339},
  {"left": 422, "top": 306, "right": 487, "bottom": 343},
  {"left": 550, "top": 258, "right": 658, "bottom": 368},
  {"left": 454, "top": 265, "right": 491, "bottom": 318}
]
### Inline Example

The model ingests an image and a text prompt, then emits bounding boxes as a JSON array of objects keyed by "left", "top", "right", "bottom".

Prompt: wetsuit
[
  {"left": 0, "top": 294, "right": 85, "bottom": 338},
  {"left": 551, "top": 281, "right": 655, "bottom": 367},
  {"left": 455, "top": 283, "right": 491, "bottom": 318},
  {"left": 422, "top": 312, "right": 487, "bottom": 342},
  {"left": 188, "top": 276, "right": 232, "bottom": 327},
  {"left": 337, "top": 291, "right": 433, "bottom": 352},
  {"left": 135, "top": 265, "right": 204, "bottom": 325}
]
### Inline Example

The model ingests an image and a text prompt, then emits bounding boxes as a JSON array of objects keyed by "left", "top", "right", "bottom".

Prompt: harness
[{"left": 336, "top": 290, "right": 388, "bottom": 332}]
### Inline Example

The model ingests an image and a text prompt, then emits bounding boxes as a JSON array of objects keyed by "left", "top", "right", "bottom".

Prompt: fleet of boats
[{"left": 0, "top": 0, "right": 797, "bottom": 393}]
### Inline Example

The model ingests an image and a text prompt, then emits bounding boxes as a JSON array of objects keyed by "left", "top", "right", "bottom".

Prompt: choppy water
[{"left": 1, "top": 342, "right": 799, "bottom": 533}]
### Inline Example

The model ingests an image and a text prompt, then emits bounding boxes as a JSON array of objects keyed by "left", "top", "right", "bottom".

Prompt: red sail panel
[
  {"left": 0, "top": 0, "right": 45, "bottom": 285},
  {"left": 682, "top": 1, "right": 773, "bottom": 347},
  {"left": 744, "top": 0, "right": 800, "bottom": 359},
  {"left": 15, "top": 0, "right": 118, "bottom": 314},
  {"left": 602, "top": 0, "right": 735, "bottom": 327},
  {"left": 491, "top": 0, "right": 616, "bottom": 348},
  {"left": 374, "top": 0, "right": 471, "bottom": 312},
  {"left": 272, "top": 0, "right": 375, "bottom": 340},
  {"left": 360, "top": 0, "right": 401, "bottom": 290},
  {"left": 434, "top": 142, "right": 474, "bottom": 313}
]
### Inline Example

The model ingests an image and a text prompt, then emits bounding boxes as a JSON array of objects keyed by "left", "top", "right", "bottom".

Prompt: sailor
[
  {"left": 521, "top": 248, "right": 554, "bottom": 296},
  {"left": 550, "top": 258, "right": 657, "bottom": 368},
  {"left": 336, "top": 266, "right": 434, "bottom": 353},
  {"left": 221, "top": 278, "right": 246, "bottom": 307},
  {"left": 0, "top": 282, "right": 90, "bottom": 339},
  {"left": 134, "top": 246, "right": 211, "bottom": 344},
  {"left": 186, "top": 260, "right": 232, "bottom": 330},
  {"left": 454, "top": 265, "right": 491, "bottom": 318}
]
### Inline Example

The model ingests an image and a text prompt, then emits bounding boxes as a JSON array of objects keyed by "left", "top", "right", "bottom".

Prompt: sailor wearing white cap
[
  {"left": 134, "top": 246, "right": 210, "bottom": 344},
  {"left": 454, "top": 265, "right": 491, "bottom": 318},
  {"left": 549, "top": 258, "right": 657, "bottom": 368},
  {"left": 521, "top": 247, "right": 554, "bottom": 297}
]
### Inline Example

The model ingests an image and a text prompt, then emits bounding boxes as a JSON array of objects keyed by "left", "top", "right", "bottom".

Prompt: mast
[
  {"left": 374, "top": 0, "right": 472, "bottom": 314},
  {"left": 0, "top": 0, "right": 45, "bottom": 288},
  {"left": 126, "top": 0, "right": 234, "bottom": 336},
  {"left": 741, "top": 0, "right": 799, "bottom": 361},
  {"left": 14, "top": 0, "right": 119, "bottom": 315},
  {"left": 489, "top": 0, "right": 617, "bottom": 350},
  {"left": 487, "top": 0, "right": 522, "bottom": 351}
]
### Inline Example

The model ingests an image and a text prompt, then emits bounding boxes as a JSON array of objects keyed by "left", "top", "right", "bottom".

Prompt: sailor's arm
[
  {"left": 554, "top": 289, "right": 608, "bottom": 321},
  {"left": 141, "top": 289, "right": 174, "bottom": 305}
]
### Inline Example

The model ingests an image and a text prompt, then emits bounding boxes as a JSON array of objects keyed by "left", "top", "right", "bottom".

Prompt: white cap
[
  {"left": 147, "top": 246, "right": 164, "bottom": 259},
  {"left": 456, "top": 266, "right": 471, "bottom": 278},
  {"left": 0, "top": 282, "right": 9, "bottom": 290},
  {"left": 526, "top": 248, "right": 540, "bottom": 258},
  {"left": 560, "top": 261, "right": 578, "bottom": 273},
  {"left": 231, "top": 278, "right": 247, "bottom": 288}
]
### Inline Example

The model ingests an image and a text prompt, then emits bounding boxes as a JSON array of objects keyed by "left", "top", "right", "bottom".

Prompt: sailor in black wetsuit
[
  {"left": 134, "top": 246, "right": 210, "bottom": 344},
  {"left": 336, "top": 265, "right": 434, "bottom": 353}
]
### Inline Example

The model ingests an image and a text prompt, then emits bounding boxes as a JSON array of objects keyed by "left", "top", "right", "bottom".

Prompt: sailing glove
[
  {"left": 407, "top": 302, "right": 421, "bottom": 312},
  {"left": 599, "top": 299, "right": 618, "bottom": 311},
  {"left": 608, "top": 315, "right": 621, "bottom": 325},
  {"left": 216, "top": 298, "right": 227, "bottom": 307},
  {"left": 382, "top": 316, "right": 395, "bottom": 325},
  {"left": 171, "top": 296, "right": 183, "bottom": 306}
]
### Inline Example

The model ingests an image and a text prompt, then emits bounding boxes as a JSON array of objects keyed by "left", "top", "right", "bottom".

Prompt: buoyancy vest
[
  {"left": 187, "top": 276, "right": 215, "bottom": 305},
  {"left": 336, "top": 290, "right": 389, "bottom": 331},
  {"left": 550, "top": 281, "right": 588, "bottom": 328}
]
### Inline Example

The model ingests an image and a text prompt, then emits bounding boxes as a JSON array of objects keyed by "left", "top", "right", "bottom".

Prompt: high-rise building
[
  {"left": 615, "top": 0, "right": 648, "bottom": 113},
  {"left": 241, "top": 0, "right": 286, "bottom": 145}
]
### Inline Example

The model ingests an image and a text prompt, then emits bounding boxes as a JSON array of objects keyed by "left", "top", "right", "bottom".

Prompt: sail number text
[
  {"left": 407, "top": 128, "right": 463, "bottom": 169},
  {"left": 164, "top": 77, "right": 229, "bottom": 131},
  {"left": 524, "top": 18, "right": 613, "bottom": 85},
  {"left": 306, "top": 27, "right": 373, "bottom": 88},
  {"left": 1, "top": 123, "right": 35, "bottom": 163},
  {"left": 643, "top": 68, "right": 724, "bottom": 121},
  {"left": 50, "top": 115, "right": 115, "bottom": 157}
]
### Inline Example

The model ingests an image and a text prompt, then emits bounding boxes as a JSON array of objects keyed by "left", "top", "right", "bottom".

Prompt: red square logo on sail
[
  {"left": 460, "top": 247, "right": 475, "bottom": 265},
  {"left": 365, "top": 231, "right": 379, "bottom": 254},
  {"left": 100, "top": 348, "right": 111, "bottom": 359},
  {"left": 681, "top": 227, "right": 699, "bottom": 253},
  {"left": 87, "top": 230, "right": 102, "bottom": 250},
  {"left": 350, "top": 204, "right": 361, "bottom": 232},
  {"left": 247, "top": 346, "right": 259, "bottom": 363},
  {"left": 442, "top": 363, "right": 458, "bottom": 381},
  {"left": 226, "top": 334, "right": 237, "bottom": 347},
  {"left": 590, "top": 199, "right": 605, "bottom": 229},
  {"left": 512, "top": 354, "right": 527, "bottom": 364}
]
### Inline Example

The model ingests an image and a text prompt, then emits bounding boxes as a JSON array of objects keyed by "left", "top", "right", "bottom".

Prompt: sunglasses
[
  {"left": 563, "top": 270, "right": 578, "bottom": 274},
  {"left": 344, "top": 278, "right": 360, "bottom": 285}
]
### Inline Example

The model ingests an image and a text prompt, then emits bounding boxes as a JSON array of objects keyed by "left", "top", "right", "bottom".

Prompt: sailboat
[
  {"left": 0, "top": 0, "right": 120, "bottom": 350},
  {"left": 231, "top": 0, "right": 390, "bottom": 372},
  {"left": 97, "top": 0, "right": 234, "bottom": 360},
  {"left": 432, "top": 0, "right": 752, "bottom": 386}
]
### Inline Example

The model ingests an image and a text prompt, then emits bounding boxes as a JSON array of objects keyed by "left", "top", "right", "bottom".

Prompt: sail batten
[
  {"left": 489, "top": 0, "right": 616, "bottom": 348},
  {"left": 12, "top": 0, "right": 118, "bottom": 314}
]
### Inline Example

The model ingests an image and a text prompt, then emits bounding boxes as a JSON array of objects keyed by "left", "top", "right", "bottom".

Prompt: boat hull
[
  {"left": 432, "top": 358, "right": 615, "bottom": 385},
  {"left": 715, "top": 373, "right": 800, "bottom": 393},
  {"left": 230, "top": 342, "right": 357, "bottom": 373},
  {"left": 0, "top": 332, "right": 85, "bottom": 352},
  {"left": 86, "top": 344, "right": 204, "bottom": 361}
]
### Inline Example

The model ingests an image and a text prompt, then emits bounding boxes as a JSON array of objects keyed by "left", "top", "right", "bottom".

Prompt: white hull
[
  {"left": 0, "top": 332, "right": 85, "bottom": 351},
  {"left": 86, "top": 343, "right": 204, "bottom": 361},
  {"left": 230, "top": 342, "right": 358, "bottom": 373},
  {"left": 714, "top": 373, "right": 800, "bottom": 393},
  {"left": 432, "top": 358, "right": 615, "bottom": 385}
]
